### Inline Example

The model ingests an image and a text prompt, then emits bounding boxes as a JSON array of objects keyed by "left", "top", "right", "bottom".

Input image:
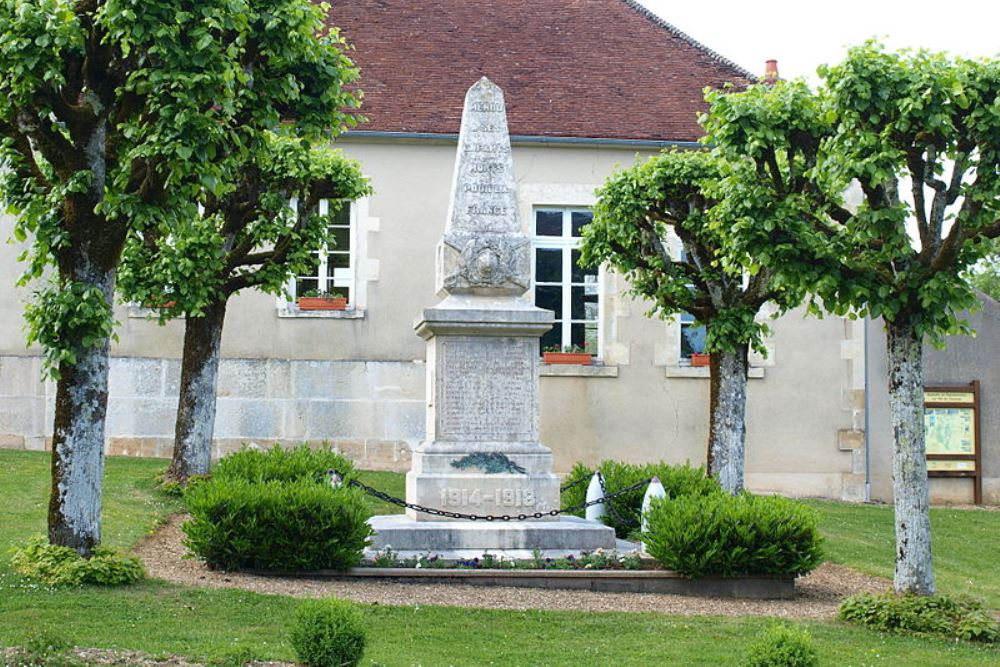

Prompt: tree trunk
[
  {"left": 166, "top": 298, "right": 228, "bottom": 483},
  {"left": 706, "top": 345, "right": 749, "bottom": 494},
  {"left": 48, "top": 266, "right": 115, "bottom": 557},
  {"left": 886, "top": 318, "right": 935, "bottom": 595}
]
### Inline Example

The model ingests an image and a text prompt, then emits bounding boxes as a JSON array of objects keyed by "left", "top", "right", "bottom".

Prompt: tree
[
  {"left": 703, "top": 43, "right": 1000, "bottom": 594},
  {"left": 581, "top": 150, "right": 800, "bottom": 493},
  {"left": 121, "top": 139, "right": 369, "bottom": 483},
  {"left": 116, "top": 2, "right": 369, "bottom": 483},
  {"left": 0, "top": 0, "right": 249, "bottom": 555}
]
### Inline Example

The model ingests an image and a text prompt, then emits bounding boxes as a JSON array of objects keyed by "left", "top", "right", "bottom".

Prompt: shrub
[
  {"left": 183, "top": 477, "right": 372, "bottom": 571},
  {"left": 561, "top": 460, "right": 721, "bottom": 538},
  {"left": 9, "top": 535, "right": 145, "bottom": 586},
  {"left": 289, "top": 599, "right": 367, "bottom": 667},
  {"left": 839, "top": 592, "right": 999, "bottom": 643},
  {"left": 740, "top": 624, "right": 819, "bottom": 667},
  {"left": 642, "top": 493, "right": 822, "bottom": 578},
  {"left": 212, "top": 444, "right": 355, "bottom": 485}
]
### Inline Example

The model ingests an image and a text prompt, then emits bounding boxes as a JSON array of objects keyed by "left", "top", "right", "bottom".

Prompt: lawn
[
  {"left": 804, "top": 499, "right": 1000, "bottom": 608},
  {"left": 1, "top": 449, "right": 998, "bottom": 666}
]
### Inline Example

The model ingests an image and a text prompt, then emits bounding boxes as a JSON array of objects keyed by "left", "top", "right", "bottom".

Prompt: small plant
[
  {"left": 370, "top": 546, "right": 399, "bottom": 568},
  {"left": 300, "top": 289, "right": 340, "bottom": 298},
  {"left": 839, "top": 592, "right": 999, "bottom": 643},
  {"left": 289, "top": 599, "right": 367, "bottom": 667},
  {"left": 543, "top": 343, "right": 589, "bottom": 353},
  {"left": 207, "top": 647, "right": 263, "bottom": 667},
  {"left": 740, "top": 624, "right": 819, "bottom": 667},
  {"left": 9, "top": 536, "right": 145, "bottom": 586},
  {"left": 642, "top": 493, "right": 822, "bottom": 578},
  {"left": 562, "top": 460, "right": 722, "bottom": 538},
  {"left": 7, "top": 631, "right": 87, "bottom": 667}
]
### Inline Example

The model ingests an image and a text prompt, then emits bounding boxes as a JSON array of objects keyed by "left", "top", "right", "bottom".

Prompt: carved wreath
[{"left": 444, "top": 235, "right": 528, "bottom": 289}]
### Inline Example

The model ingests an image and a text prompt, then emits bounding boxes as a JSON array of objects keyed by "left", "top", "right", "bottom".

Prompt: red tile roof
[{"left": 326, "top": 0, "right": 754, "bottom": 142}]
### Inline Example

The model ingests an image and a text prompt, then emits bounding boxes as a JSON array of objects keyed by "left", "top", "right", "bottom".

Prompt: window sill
[
  {"left": 664, "top": 366, "right": 765, "bottom": 379},
  {"left": 277, "top": 306, "right": 366, "bottom": 319},
  {"left": 541, "top": 364, "right": 618, "bottom": 378}
]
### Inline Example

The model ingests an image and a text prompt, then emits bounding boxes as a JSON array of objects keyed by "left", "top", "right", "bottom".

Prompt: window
[
  {"left": 679, "top": 312, "right": 707, "bottom": 360},
  {"left": 676, "top": 246, "right": 707, "bottom": 362},
  {"left": 291, "top": 199, "right": 355, "bottom": 304},
  {"left": 532, "top": 208, "right": 599, "bottom": 356}
]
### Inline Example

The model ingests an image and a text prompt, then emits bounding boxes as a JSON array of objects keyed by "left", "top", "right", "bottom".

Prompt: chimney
[{"left": 764, "top": 59, "right": 780, "bottom": 84}]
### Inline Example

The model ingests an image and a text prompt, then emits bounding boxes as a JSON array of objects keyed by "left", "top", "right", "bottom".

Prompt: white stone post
[
  {"left": 585, "top": 472, "right": 606, "bottom": 523},
  {"left": 640, "top": 477, "right": 666, "bottom": 552}
]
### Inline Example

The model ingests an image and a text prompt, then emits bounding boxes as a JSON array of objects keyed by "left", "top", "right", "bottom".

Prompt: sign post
[{"left": 924, "top": 380, "right": 982, "bottom": 505}]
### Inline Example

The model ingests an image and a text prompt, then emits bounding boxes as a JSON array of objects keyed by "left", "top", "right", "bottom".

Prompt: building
[{"left": 0, "top": 0, "right": 993, "bottom": 504}]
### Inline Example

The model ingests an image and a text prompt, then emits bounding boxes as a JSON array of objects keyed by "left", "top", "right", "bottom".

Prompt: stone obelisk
[{"left": 367, "top": 78, "right": 616, "bottom": 557}]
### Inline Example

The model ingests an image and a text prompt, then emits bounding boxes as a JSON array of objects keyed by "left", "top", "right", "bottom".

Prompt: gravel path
[{"left": 135, "top": 514, "right": 890, "bottom": 619}]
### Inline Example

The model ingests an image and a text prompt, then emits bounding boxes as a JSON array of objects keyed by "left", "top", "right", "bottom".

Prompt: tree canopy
[{"left": 701, "top": 41, "right": 1000, "bottom": 595}]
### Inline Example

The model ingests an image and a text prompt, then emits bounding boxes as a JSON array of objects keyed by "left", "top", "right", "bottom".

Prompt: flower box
[
  {"left": 297, "top": 296, "right": 348, "bottom": 311},
  {"left": 543, "top": 352, "right": 593, "bottom": 366},
  {"left": 689, "top": 353, "right": 711, "bottom": 367}
]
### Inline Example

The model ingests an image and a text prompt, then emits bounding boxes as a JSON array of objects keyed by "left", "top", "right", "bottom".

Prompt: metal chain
[
  {"left": 596, "top": 471, "right": 633, "bottom": 527},
  {"left": 340, "top": 472, "right": 653, "bottom": 523}
]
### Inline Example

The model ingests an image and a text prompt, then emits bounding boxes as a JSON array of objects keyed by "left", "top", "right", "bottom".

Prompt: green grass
[
  {"left": 1, "top": 582, "right": 996, "bottom": 666},
  {"left": 0, "top": 451, "right": 184, "bottom": 566},
  {"left": 805, "top": 499, "right": 1000, "bottom": 608},
  {"left": 0, "top": 449, "right": 998, "bottom": 666}
]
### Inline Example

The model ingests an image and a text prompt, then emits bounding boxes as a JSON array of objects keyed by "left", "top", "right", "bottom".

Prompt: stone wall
[{"left": 0, "top": 355, "right": 423, "bottom": 471}]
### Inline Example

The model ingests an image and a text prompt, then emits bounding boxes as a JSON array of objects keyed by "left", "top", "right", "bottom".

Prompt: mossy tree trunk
[
  {"left": 166, "top": 298, "right": 229, "bottom": 483},
  {"left": 886, "top": 318, "right": 935, "bottom": 595},
  {"left": 706, "top": 344, "right": 749, "bottom": 494}
]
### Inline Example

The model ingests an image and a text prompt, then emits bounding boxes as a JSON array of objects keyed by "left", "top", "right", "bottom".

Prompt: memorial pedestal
[{"left": 366, "top": 77, "right": 615, "bottom": 558}]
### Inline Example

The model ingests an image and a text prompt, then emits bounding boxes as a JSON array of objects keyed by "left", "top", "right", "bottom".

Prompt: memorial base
[{"left": 366, "top": 514, "right": 619, "bottom": 559}]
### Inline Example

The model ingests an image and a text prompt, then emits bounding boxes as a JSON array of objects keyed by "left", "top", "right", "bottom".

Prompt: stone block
[
  {"left": 838, "top": 429, "right": 865, "bottom": 451},
  {"left": 109, "top": 358, "right": 164, "bottom": 397},
  {"left": 0, "top": 356, "right": 42, "bottom": 397},
  {"left": 306, "top": 400, "right": 374, "bottom": 440},
  {"left": 0, "top": 396, "right": 44, "bottom": 435},
  {"left": 215, "top": 400, "right": 282, "bottom": 439},
  {"left": 282, "top": 401, "right": 309, "bottom": 440},
  {"left": 369, "top": 361, "right": 424, "bottom": 400},
  {"left": 217, "top": 360, "right": 269, "bottom": 398},
  {"left": 367, "top": 515, "right": 616, "bottom": 555},
  {"left": 376, "top": 400, "right": 425, "bottom": 441},
  {"left": 164, "top": 359, "right": 182, "bottom": 396},
  {"left": 266, "top": 359, "right": 292, "bottom": 398},
  {"left": 24, "top": 436, "right": 46, "bottom": 451},
  {"left": 0, "top": 433, "right": 25, "bottom": 449},
  {"left": 106, "top": 398, "right": 176, "bottom": 437},
  {"left": 364, "top": 440, "right": 411, "bottom": 471},
  {"left": 293, "top": 361, "right": 370, "bottom": 401}
]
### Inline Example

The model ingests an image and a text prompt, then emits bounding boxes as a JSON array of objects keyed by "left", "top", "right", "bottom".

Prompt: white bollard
[
  {"left": 585, "top": 472, "right": 606, "bottom": 522},
  {"left": 640, "top": 476, "right": 666, "bottom": 552}
]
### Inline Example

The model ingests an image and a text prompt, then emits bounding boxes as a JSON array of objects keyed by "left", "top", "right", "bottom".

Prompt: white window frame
[
  {"left": 531, "top": 206, "right": 603, "bottom": 358},
  {"left": 278, "top": 197, "right": 367, "bottom": 319}
]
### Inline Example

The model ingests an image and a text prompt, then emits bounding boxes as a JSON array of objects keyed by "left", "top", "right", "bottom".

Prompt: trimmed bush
[
  {"left": 9, "top": 535, "right": 145, "bottom": 586},
  {"left": 839, "top": 592, "right": 999, "bottom": 643},
  {"left": 212, "top": 444, "right": 354, "bottom": 484},
  {"left": 740, "top": 624, "right": 819, "bottom": 667},
  {"left": 289, "top": 599, "right": 367, "bottom": 667},
  {"left": 642, "top": 493, "right": 822, "bottom": 578},
  {"left": 562, "top": 460, "right": 721, "bottom": 538},
  {"left": 183, "top": 477, "right": 372, "bottom": 571}
]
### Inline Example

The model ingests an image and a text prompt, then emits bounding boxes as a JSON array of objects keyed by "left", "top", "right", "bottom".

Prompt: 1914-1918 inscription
[{"left": 438, "top": 338, "right": 535, "bottom": 441}]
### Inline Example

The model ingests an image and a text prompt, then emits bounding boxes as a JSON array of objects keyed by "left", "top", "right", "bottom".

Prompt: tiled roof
[{"left": 326, "top": 0, "right": 754, "bottom": 142}]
